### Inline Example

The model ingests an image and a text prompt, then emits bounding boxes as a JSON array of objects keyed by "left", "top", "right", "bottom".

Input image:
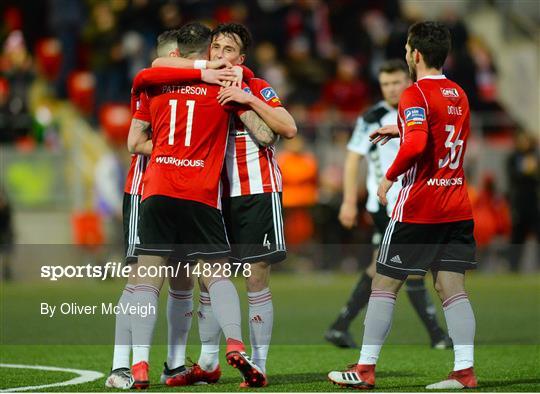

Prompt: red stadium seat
[
  {"left": 72, "top": 211, "right": 104, "bottom": 248},
  {"left": 35, "top": 38, "right": 63, "bottom": 80},
  {"left": 99, "top": 103, "right": 132, "bottom": 145},
  {"left": 67, "top": 71, "right": 96, "bottom": 115}
]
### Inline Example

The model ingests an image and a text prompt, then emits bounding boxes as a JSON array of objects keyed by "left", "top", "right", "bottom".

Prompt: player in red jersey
[
  {"left": 328, "top": 22, "right": 477, "bottom": 390},
  {"left": 155, "top": 23, "right": 297, "bottom": 388},
  {"left": 152, "top": 24, "right": 296, "bottom": 388},
  {"left": 127, "top": 23, "right": 273, "bottom": 389},
  {"left": 105, "top": 29, "right": 240, "bottom": 390}
]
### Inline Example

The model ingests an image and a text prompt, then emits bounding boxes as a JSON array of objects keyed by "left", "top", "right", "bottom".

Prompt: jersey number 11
[{"left": 168, "top": 99, "right": 195, "bottom": 147}]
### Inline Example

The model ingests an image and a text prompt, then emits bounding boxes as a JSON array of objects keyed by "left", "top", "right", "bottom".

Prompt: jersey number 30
[
  {"left": 438, "top": 124, "right": 464, "bottom": 169},
  {"left": 168, "top": 99, "right": 195, "bottom": 146}
]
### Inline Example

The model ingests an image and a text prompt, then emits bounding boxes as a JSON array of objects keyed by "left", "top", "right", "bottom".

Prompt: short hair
[
  {"left": 176, "top": 22, "right": 212, "bottom": 57},
  {"left": 156, "top": 29, "right": 179, "bottom": 57},
  {"left": 212, "top": 23, "right": 252, "bottom": 54},
  {"left": 379, "top": 59, "right": 409, "bottom": 75},
  {"left": 407, "top": 21, "right": 451, "bottom": 70}
]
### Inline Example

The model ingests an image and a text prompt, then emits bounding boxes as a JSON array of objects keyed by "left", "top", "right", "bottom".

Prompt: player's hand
[
  {"left": 377, "top": 177, "right": 394, "bottom": 206},
  {"left": 201, "top": 68, "right": 237, "bottom": 86},
  {"left": 338, "top": 202, "right": 358, "bottom": 229},
  {"left": 207, "top": 58, "right": 233, "bottom": 69},
  {"left": 370, "top": 125, "right": 400, "bottom": 145},
  {"left": 217, "top": 86, "right": 253, "bottom": 106},
  {"left": 231, "top": 65, "right": 243, "bottom": 87}
]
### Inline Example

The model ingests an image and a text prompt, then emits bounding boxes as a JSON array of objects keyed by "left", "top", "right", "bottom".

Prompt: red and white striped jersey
[
  {"left": 124, "top": 92, "right": 149, "bottom": 196},
  {"left": 222, "top": 78, "right": 283, "bottom": 197}
]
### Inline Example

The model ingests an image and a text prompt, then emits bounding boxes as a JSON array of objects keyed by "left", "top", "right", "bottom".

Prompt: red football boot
[
  {"left": 225, "top": 338, "right": 267, "bottom": 388},
  {"left": 327, "top": 364, "right": 376, "bottom": 389},
  {"left": 166, "top": 363, "right": 221, "bottom": 386},
  {"left": 131, "top": 361, "right": 150, "bottom": 389},
  {"left": 426, "top": 367, "right": 477, "bottom": 389}
]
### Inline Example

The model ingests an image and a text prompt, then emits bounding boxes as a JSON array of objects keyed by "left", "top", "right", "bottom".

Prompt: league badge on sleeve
[
  {"left": 404, "top": 107, "right": 426, "bottom": 126},
  {"left": 260, "top": 87, "right": 281, "bottom": 104}
]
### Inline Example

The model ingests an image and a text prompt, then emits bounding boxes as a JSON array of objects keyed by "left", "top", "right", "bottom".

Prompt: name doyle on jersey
[
  {"left": 155, "top": 156, "right": 205, "bottom": 167},
  {"left": 40, "top": 302, "right": 156, "bottom": 318},
  {"left": 161, "top": 85, "right": 208, "bottom": 95}
]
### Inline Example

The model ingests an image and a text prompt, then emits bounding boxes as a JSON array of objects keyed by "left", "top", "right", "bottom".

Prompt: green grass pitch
[{"left": 1, "top": 273, "right": 539, "bottom": 391}]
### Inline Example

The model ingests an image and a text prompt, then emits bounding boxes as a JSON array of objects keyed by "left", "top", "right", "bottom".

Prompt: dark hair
[
  {"left": 407, "top": 21, "right": 451, "bottom": 69},
  {"left": 212, "top": 23, "right": 252, "bottom": 54},
  {"left": 157, "top": 29, "right": 180, "bottom": 52},
  {"left": 176, "top": 22, "right": 212, "bottom": 57},
  {"left": 379, "top": 59, "right": 409, "bottom": 75}
]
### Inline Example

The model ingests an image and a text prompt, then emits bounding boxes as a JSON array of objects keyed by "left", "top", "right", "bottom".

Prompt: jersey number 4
[
  {"left": 168, "top": 99, "right": 195, "bottom": 146},
  {"left": 438, "top": 124, "right": 464, "bottom": 169}
]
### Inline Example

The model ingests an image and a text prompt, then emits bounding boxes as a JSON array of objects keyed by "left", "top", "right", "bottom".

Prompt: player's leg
[
  {"left": 245, "top": 261, "right": 272, "bottom": 375},
  {"left": 329, "top": 220, "right": 435, "bottom": 389},
  {"left": 130, "top": 254, "right": 166, "bottom": 389},
  {"left": 130, "top": 195, "right": 178, "bottom": 389},
  {"left": 106, "top": 192, "right": 140, "bottom": 389},
  {"left": 426, "top": 271, "right": 477, "bottom": 389},
  {"left": 326, "top": 206, "right": 388, "bottom": 348},
  {"left": 426, "top": 220, "right": 477, "bottom": 389},
  {"left": 196, "top": 276, "right": 222, "bottom": 375},
  {"left": 326, "top": 250, "right": 377, "bottom": 348},
  {"left": 405, "top": 274, "right": 451, "bottom": 348},
  {"left": 328, "top": 272, "right": 404, "bottom": 389},
  {"left": 161, "top": 265, "right": 194, "bottom": 383},
  {"left": 166, "top": 274, "right": 223, "bottom": 387}
]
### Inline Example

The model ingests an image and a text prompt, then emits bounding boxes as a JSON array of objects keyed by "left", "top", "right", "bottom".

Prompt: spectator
[
  {"left": 507, "top": 132, "right": 540, "bottom": 271},
  {"left": 84, "top": 2, "right": 129, "bottom": 116},
  {"left": 278, "top": 135, "right": 318, "bottom": 247},
  {"left": 0, "top": 30, "right": 34, "bottom": 143},
  {"left": 0, "top": 188, "right": 14, "bottom": 280},
  {"left": 318, "top": 56, "right": 370, "bottom": 123},
  {"left": 47, "top": 0, "right": 85, "bottom": 98}
]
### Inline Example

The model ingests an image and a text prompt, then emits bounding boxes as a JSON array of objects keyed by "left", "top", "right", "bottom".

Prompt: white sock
[
  {"left": 208, "top": 279, "right": 242, "bottom": 342},
  {"left": 442, "top": 292, "right": 475, "bottom": 371},
  {"left": 167, "top": 289, "right": 193, "bottom": 369},
  {"left": 248, "top": 288, "right": 273, "bottom": 373},
  {"left": 358, "top": 289, "right": 396, "bottom": 365},
  {"left": 131, "top": 284, "right": 160, "bottom": 365},
  {"left": 197, "top": 292, "right": 221, "bottom": 372},
  {"left": 112, "top": 284, "right": 135, "bottom": 370}
]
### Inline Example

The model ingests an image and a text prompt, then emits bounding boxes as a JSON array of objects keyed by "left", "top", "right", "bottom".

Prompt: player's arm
[
  {"left": 151, "top": 57, "right": 255, "bottom": 85},
  {"left": 339, "top": 117, "right": 369, "bottom": 228},
  {"left": 217, "top": 86, "right": 297, "bottom": 139},
  {"left": 127, "top": 118, "right": 152, "bottom": 155},
  {"left": 152, "top": 57, "right": 232, "bottom": 70},
  {"left": 132, "top": 67, "right": 236, "bottom": 95},
  {"left": 378, "top": 92, "right": 428, "bottom": 205},
  {"left": 339, "top": 151, "right": 364, "bottom": 228},
  {"left": 238, "top": 110, "right": 278, "bottom": 147},
  {"left": 127, "top": 92, "right": 152, "bottom": 155}
]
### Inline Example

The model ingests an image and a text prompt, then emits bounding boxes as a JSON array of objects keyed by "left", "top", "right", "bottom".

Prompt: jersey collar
[{"left": 417, "top": 74, "right": 446, "bottom": 81}]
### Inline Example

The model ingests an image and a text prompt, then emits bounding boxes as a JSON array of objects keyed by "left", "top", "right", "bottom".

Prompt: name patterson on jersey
[{"left": 161, "top": 85, "right": 208, "bottom": 95}]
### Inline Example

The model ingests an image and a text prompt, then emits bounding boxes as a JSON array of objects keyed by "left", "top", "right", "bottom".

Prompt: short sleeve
[
  {"left": 400, "top": 87, "right": 428, "bottom": 134},
  {"left": 133, "top": 92, "right": 151, "bottom": 123},
  {"left": 347, "top": 117, "right": 377, "bottom": 155},
  {"left": 250, "top": 79, "right": 282, "bottom": 108}
]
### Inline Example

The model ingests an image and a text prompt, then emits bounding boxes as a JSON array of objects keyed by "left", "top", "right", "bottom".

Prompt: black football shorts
[
  {"left": 222, "top": 192, "right": 286, "bottom": 264},
  {"left": 136, "top": 195, "right": 230, "bottom": 262},
  {"left": 376, "top": 219, "right": 477, "bottom": 280}
]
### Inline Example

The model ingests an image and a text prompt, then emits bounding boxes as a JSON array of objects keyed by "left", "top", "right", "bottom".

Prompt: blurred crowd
[{"left": 0, "top": 0, "right": 538, "bottom": 275}]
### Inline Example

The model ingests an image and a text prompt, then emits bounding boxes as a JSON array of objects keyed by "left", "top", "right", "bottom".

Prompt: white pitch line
[{"left": 0, "top": 363, "right": 104, "bottom": 392}]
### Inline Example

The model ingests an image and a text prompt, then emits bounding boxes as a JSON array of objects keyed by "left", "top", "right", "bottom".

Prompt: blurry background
[{"left": 0, "top": 0, "right": 539, "bottom": 280}]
